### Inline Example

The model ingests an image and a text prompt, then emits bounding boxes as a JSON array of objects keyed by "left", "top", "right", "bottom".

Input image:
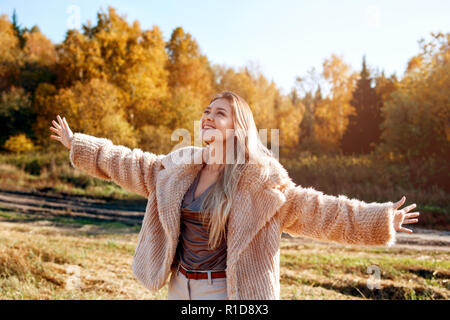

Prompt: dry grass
[
  {"left": 0, "top": 216, "right": 448, "bottom": 300},
  {"left": 279, "top": 240, "right": 449, "bottom": 300},
  {"left": 0, "top": 220, "right": 166, "bottom": 299},
  {"left": 0, "top": 162, "right": 142, "bottom": 200}
]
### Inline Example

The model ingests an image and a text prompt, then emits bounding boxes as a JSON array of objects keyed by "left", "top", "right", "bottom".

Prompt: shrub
[{"left": 3, "top": 134, "right": 35, "bottom": 153}]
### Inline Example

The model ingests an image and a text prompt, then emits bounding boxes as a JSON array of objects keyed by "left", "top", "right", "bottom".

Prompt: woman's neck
[
  {"left": 203, "top": 163, "right": 224, "bottom": 173},
  {"left": 203, "top": 142, "right": 229, "bottom": 172}
]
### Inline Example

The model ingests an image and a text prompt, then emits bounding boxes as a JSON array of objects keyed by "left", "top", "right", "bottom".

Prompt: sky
[{"left": 1, "top": 0, "right": 449, "bottom": 95}]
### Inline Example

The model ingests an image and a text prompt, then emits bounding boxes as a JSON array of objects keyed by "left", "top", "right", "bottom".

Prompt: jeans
[{"left": 167, "top": 267, "right": 228, "bottom": 300}]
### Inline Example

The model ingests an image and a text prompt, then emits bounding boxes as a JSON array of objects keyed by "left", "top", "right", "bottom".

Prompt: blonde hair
[{"left": 199, "top": 91, "right": 275, "bottom": 249}]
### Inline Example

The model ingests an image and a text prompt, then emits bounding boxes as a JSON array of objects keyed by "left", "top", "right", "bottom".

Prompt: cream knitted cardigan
[{"left": 69, "top": 133, "right": 397, "bottom": 300}]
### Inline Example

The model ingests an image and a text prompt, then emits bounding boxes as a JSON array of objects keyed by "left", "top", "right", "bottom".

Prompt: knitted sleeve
[
  {"left": 279, "top": 184, "right": 397, "bottom": 247},
  {"left": 69, "top": 133, "right": 164, "bottom": 198}
]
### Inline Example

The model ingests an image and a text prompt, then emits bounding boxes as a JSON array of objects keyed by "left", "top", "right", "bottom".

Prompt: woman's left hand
[{"left": 392, "top": 196, "right": 420, "bottom": 233}]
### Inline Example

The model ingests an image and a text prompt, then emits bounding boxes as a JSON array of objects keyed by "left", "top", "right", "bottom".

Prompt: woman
[{"left": 50, "top": 91, "right": 420, "bottom": 300}]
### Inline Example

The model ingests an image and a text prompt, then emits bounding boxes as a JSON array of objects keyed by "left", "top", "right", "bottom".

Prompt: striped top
[{"left": 174, "top": 168, "right": 227, "bottom": 271}]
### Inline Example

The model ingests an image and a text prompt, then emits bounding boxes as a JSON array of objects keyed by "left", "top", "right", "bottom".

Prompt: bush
[
  {"left": 60, "top": 173, "right": 93, "bottom": 189},
  {"left": 24, "top": 157, "right": 42, "bottom": 175},
  {"left": 0, "top": 87, "right": 35, "bottom": 148},
  {"left": 281, "top": 153, "right": 448, "bottom": 206},
  {"left": 0, "top": 149, "right": 68, "bottom": 176},
  {"left": 3, "top": 134, "right": 35, "bottom": 153}
]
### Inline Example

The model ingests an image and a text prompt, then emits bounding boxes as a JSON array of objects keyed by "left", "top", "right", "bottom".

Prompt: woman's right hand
[{"left": 50, "top": 114, "right": 74, "bottom": 150}]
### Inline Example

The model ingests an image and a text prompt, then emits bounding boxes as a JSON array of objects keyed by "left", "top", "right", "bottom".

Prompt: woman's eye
[{"left": 204, "top": 110, "right": 224, "bottom": 116}]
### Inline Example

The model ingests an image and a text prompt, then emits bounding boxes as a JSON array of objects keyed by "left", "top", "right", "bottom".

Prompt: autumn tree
[
  {"left": 274, "top": 92, "right": 303, "bottom": 154},
  {"left": 313, "top": 54, "right": 358, "bottom": 153},
  {"left": 374, "top": 70, "right": 399, "bottom": 105},
  {"left": 0, "top": 14, "right": 23, "bottom": 92},
  {"left": 293, "top": 68, "right": 324, "bottom": 154},
  {"left": 0, "top": 11, "right": 57, "bottom": 95},
  {"left": 163, "top": 26, "right": 215, "bottom": 139},
  {"left": 377, "top": 32, "right": 450, "bottom": 165},
  {"left": 56, "top": 6, "right": 169, "bottom": 130},
  {"left": 34, "top": 78, "right": 137, "bottom": 148},
  {"left": 214, "top": 63, "right": 302, "bottom": 154},
  {"left": 19, "top": 28, "right": 58, "bottom": 93},
  {"left": 23, "top": 28, "right": 57, "bottom": 66}
]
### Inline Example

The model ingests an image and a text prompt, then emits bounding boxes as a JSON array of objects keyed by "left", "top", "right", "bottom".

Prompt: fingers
[
  {"left": 406, "top": 211, "right": 420, "bottom": 219},
  {"left": 50, "top": 135, "right": 62, "bottom": 142},
  {"left": 62, "top": 116, "right": 69, "bottom": 132},
  {"left": 52, "top": 120, "right": 61, "bottom": 130},
  {"left": 57, "top": 115, "right": 65, "bottom": 131},
  {"left": 399, "top": 227, "right": 413, "bottom": 233},
  {"left": 402, "top": 203, "right": 417, "bottom": 213},
  {"left": 394, "top": 196, "right": 406, "bottom": 209},
  {"left": 403, "top": 219, "right": 419, "bottom": 224},
  {"left": 49, "top": 126, "right": 59, "bottom": 135}
]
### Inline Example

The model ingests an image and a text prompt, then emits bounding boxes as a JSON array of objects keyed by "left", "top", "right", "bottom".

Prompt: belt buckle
[{"left": 179, "top": 264, "right": 225, "bottom": 280}]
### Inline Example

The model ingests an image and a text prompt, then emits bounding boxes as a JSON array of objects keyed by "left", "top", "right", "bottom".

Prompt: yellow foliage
[
  {"left": 4, "top": 134, "right": 35, "bottom": 153},
  {"left": 23, "top": 30, "right": 57, "bottom": 65},
  {"left": 138, "top": 124, "right": 175, "bottom": 155},
  {"left": 56, "top": 7, "right": 170, "bottom": 130},
  {"left": 6, "top": 5, "right": 445, "bottom": 165},
  {"left": 102, "top": 113, "right": 138, "bottom": 148},
  {"left": 34, "top": 78, "right": 137, "bottom": 147},
  {"left": 314, "top": 54, "right": 357, "bottom": 151},
  {"left": 164, "top": 27, "right": 215, "bottom": 132},
  {"left": 0, "top": 14, "right": 21, "bottom": 64},
  {"left": 0, "top": 15, "right": 23, "bottom": 91},
  {"left": 380, "top": 32, "right": 450, "bottom": 160},
  {"left": 214, "top": 63, "right": 303, "bottom": 149}
]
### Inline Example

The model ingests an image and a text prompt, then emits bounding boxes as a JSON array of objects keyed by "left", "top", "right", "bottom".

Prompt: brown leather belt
[{"left": 178, "top": 265, "right": 226, "bottom": 280}]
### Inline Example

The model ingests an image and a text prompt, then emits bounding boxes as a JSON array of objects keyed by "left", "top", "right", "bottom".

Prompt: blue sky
[{"left": 1, "top": 0, "right": 449, "bottom": 94}]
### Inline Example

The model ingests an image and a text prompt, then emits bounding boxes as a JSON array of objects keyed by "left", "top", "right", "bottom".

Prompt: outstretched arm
[
  {"left": 279, "top": 183, "right": 419, "bottom": 247},
  {"left": 50, "top": 115, "right": 163, "bottom": 198}
]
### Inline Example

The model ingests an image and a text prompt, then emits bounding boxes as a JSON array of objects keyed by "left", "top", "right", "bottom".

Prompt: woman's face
[{"left": 200, "top": 98, "right": 234, "bottom": 145}]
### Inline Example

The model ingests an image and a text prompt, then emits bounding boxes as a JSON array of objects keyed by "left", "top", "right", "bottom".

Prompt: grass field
[
  {"left": 0, "top": 211, "right": 448, "bottom": 300},
  {"left": 0, "top": 150, "right": 448, "bottom": 299}
]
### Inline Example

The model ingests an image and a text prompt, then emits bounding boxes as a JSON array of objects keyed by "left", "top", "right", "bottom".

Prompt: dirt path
[
  {"left": 1, "top": 189, "right": 449, "bottom": 251},
  {"left": 0, "top": 189, "right": 147, "bottom": 225}
]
